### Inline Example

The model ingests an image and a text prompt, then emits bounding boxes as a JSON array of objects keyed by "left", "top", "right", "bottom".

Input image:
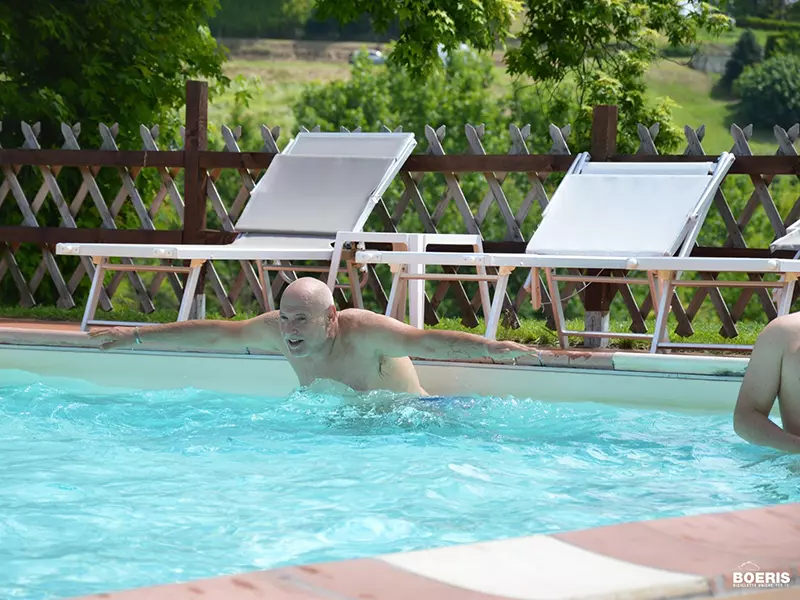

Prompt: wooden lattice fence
[{"left": 1, "top": 82, "right": 799, "bottom": 343}]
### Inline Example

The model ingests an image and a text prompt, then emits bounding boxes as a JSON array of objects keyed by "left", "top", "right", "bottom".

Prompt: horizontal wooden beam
[
  {"left": 0, "top": 227, "right": 184, "bottom": 245},
  {"left": 198, "top": 151, "right": 274, "bottom": 169},
  {"left": 0, "top": 227, "right": 235, "bottom": 246},
  {"left": 1, "top": 150, "right": 797, "bottom": 176},
  {"left": 0, "top": 149, "right": 184, "bottom": 168},
  {"left": 402, "top": 154, "right": 577, "bottom": 173}
]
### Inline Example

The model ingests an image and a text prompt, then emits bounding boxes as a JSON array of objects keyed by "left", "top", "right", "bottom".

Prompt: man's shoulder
[
  {"left": 752, "top": 313, "right": 800, "bottom": 357},
  {"left": 338, "top": 308, "right": 391, "bottom": 329},
  {"left": 763, "top": 313, "right": 800, "bottom": 341}
]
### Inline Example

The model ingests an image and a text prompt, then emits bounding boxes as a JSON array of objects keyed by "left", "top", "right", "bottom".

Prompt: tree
[
  {"left": 0, "top": 0, "right": 229, "bottom": 306},
  {"left": 312, "top": 0, "right": 732, "bottom": 152},
  {"left": 721, "top": 29, "right": 763, "bottom": 91},
  {"left": 764, "top": 31, "right": 800, "bottom": 58},
  {"left": 732, "top": 0, "right": 799, "bottom": 19},
  {"left": 210, "top": 0, "right": 315, "bottom": 39},
  {"left": 735, "top": 54, "right": 800, "bottom": 129},
  {"left": 0, "top": 0, "right": 229, "bottom": 148}
]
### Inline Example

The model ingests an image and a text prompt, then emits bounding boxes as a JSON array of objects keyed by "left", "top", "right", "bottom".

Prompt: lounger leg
[
  {"left": 327, "top": 238, "right": 345, "bottom": 291},
  {"left": 528, "top": 268, "right": 543, "bottom": 312},
  {"left": 486, "top": 267, "right": 513, "bottom": 340},
  {"left": 473, "top": 244, "right": 492, "bottom": 323},
  {"left": 81, "top": 256, "right": 107, "bottom": 332},
  {"left": 778, "top": 274, "right": 797, "bottom": 316},
  {"left": 346, "top": 260, "right": 364, "bottom": 309},
  {"left": 257, "top": 260, "right": 276, "bottom": 312},
  {"left": 386, "top": 265, "right": 405, "bottom": 321},
  {"left": 650, "top": 270, "right": 674, "bottom": 354},
  {"left": 647, "top": 271, "right": 660, "bottom": 319},
  {"left": 178, "top": 260, "right": 204, "bottom": 322},
  {"left": 407, "top": 235, "right": 424, "bottom": 329},
  {"left": 544, "top": 267, "right": 569, "bottom": 348}
]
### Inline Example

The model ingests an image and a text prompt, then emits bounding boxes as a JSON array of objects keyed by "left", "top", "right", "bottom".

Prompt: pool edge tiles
[{"left": 68, "top": 503, "right": 800, "bottom": 600}]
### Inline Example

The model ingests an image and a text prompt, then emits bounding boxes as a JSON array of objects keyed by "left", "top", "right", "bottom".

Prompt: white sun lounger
[
  {"left": 56, "top": 132, "right": 417, "bottom": 331},
  {"left": 771, "top": 219, "right": 800, "bottom": 253},
  {"left": 351, "top": 151, "right": 800, "bottom": 353}
]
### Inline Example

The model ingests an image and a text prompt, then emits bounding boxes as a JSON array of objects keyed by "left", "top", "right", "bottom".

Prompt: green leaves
[
  {"left": 735, "top": 54, "right": 800, "bottom": 130},
  {"left": 314, "top": 0, "right": 521, "bottom": 78},
  {"left": 0, "top": 0, "right": 228, "bottom": 148},
  {"left": 314, "top": 0, "right": 729, "bottom": 154}
]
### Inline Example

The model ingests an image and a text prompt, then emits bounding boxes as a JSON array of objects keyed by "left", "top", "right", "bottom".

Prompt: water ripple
[{"left": 0, "top": 378, "right": 797, "bottom": 599}]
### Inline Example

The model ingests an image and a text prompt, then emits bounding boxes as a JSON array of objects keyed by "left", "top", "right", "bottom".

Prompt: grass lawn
[
  {"left": 693, "top": 27, "right": 771, "bottom": 48},
  {"left": 644, "top": 60, "right": 777, "bottom": 154},
  {"left": 211, "top": 59, "right": 351, "bottom": 143}
]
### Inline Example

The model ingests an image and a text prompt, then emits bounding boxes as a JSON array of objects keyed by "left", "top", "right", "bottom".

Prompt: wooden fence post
[
  {"left": 584, "top": 105, "right": 618, "bottom": 348},
  {"left": 183, "top": 80, "right": 209, "bottom": 318}
]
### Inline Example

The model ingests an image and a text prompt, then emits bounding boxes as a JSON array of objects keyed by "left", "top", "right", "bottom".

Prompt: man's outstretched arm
[
  {"left": 90, "top": 312, "right": 283, "bottom": 354},
  {"left": 733, "top": 321, "right": 800, "bottom": 453},
  {"left": 357, "top": 312, "right": 538, "bottom": 362}
]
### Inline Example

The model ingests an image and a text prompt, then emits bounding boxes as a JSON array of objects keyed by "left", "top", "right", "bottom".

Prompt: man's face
[{"left": 279, "top": 302, "right": 332, "bottom": 358}]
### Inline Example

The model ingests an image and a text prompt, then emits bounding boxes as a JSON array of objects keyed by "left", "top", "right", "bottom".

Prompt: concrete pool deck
[{"left": 69, "top": 502, "right": 800, "bottom": 600}]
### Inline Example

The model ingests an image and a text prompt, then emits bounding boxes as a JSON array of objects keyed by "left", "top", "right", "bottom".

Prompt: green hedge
[{"left": 735, "top": 17, "right": 800, "bottom": 32}]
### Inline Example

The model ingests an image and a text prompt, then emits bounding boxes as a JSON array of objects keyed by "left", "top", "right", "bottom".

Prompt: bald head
[
  {"left": 280, "top": 277, "right": 334, "bottom": 315},
  {"left": 278, "top": 278, "right": 337, "bottom": 357}
]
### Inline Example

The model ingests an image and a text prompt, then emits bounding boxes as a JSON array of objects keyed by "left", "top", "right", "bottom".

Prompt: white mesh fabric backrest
[
  {"left": 771, "top": 218, "right": 800, "bottom": 250},
  {"left": 580, "top": 162, "right": 715, "bottom": 175},
  {"left": 236, "top": 154, "right": 397, "bottom": 235},
  {"left": 526, "top": 174, "right": 715, "bottom": 257},
  {"left": 284, "top": 132, "right": 416, "bottom": 159}
]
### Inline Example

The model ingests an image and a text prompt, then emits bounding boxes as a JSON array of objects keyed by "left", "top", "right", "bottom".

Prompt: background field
[{"left": 208, "top": 32, "right": 782, "bottom": 155}]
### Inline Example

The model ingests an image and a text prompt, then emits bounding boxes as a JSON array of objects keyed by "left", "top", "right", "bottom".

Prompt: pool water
[{"left": 1, "top": 373, "right": 798, "bottom": 600}]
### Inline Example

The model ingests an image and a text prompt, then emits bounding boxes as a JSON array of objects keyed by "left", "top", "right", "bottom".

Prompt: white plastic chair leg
[
  {"left": 485, "top": 268, "right": 511, "bottom": 340},
  {"left": 650, "top": 271, "right": 674, "bottom": 354},
  {"left": 543, "top": 268, "right": 569, "bottom": 348},
  {"left": 327, "top": 238, "right": 346, "bottom": 291},
  {"left": 472, "top": 243, "right": 492, "bottom": 323},
  {"left": 178, "top": 260, "right": 205, "bottom": 322},
  {"left": 81, "top": 257, "right": 107, "bottom": 332},
  {"left": 385, "top": 265, "right": 403, "bottom": 320},
  {"left": 778, "top": 276, "right": 797, "bottom": 316},
  {"left": 406, "top": 235, "right": 425, "bottom": 329},
  {"left": 346, "top": 260, "right": 364, "bottom": 309}
]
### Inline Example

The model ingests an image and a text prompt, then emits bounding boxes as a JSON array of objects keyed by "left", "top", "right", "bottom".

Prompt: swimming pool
[{"left": 1, "top": 371, "right": 796, "bottom": 600}]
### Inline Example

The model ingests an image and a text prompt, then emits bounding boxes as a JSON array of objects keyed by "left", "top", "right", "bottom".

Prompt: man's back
[{"left": 734, "top": 312, "right": 800, "bottom": 452}]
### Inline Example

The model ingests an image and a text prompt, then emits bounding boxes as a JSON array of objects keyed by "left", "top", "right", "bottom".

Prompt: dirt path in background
[
  {"left": 220, "top": 38, "right": 390, "bottom": 62},
  {"left": 220, "top": 37, "right": 507, "bottom": 65}
]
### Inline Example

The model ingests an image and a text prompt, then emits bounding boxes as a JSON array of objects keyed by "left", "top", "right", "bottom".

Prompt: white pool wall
[{"left": 0, "top": 343, "right": 748, "bottom": 414}]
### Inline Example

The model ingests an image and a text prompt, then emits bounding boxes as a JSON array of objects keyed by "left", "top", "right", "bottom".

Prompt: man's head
[{"left": 278, "top": 277, "right": 337, "bottom": 358}]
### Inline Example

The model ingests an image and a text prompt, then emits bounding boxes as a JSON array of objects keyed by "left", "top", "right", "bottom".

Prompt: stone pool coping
[
  {"left": 69, "top": 502, "right": 800, "bottom": 600},
  {"left": 0, "top": 320, "right": 751, "bottom": 378}
]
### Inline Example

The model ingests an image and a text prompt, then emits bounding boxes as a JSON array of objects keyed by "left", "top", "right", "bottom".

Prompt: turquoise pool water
[{"left": 1, "top": 373, "right": 798, "bottom": 600}]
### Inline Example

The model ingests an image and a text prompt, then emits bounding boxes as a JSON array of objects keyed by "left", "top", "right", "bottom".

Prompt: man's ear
[{"left": 327, "top": 304, "right": 337, "bottom": 320}]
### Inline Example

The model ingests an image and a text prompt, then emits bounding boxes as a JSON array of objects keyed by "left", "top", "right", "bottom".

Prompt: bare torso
[
  {"left": 270, "top": 310, "right": 426, "bottom": 395},
  {"left": 778, "top": 333, "right": 800, "bottom": 435}
]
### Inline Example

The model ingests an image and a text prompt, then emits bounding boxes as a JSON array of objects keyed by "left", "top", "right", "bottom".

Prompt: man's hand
[
  {"left": 486, "top": 340, "right": 540, "bottom": 363},
  {"left": 88, "top": 327, "right": 137, "bottom": 351}
]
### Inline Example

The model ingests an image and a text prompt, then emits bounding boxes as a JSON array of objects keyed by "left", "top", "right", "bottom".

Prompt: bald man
[
  {"left": 91, "top": 277, "right": 537, "bottom": 396},
  {"left": 733, "top": 312, "right": 800, "bottom": 453}
]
